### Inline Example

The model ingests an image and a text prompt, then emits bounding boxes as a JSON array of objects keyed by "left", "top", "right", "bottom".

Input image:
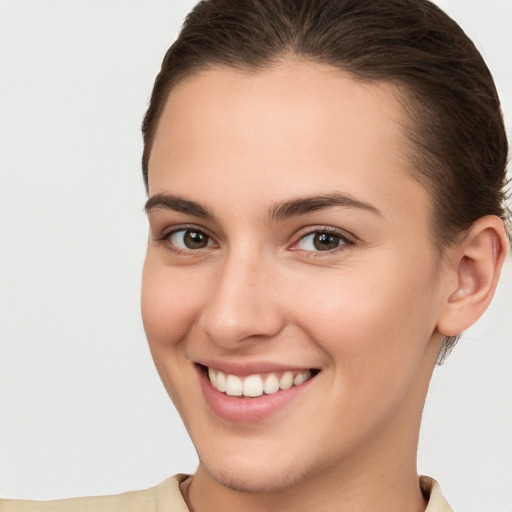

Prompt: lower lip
[{"left": 197, "top": 366, "right": 316, "bottom": 423}]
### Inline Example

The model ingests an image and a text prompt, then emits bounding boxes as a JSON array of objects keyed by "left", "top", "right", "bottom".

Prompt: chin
[{"left": 198, "top": 451, "right": 313, "bottom": 493}]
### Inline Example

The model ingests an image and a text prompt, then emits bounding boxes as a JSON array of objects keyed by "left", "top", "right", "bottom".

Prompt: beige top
[{"left": 0, "top": 474, "right": 452, "bottom": 511}]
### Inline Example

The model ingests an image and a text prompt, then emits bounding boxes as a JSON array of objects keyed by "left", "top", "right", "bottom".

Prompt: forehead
[
  {"left": 151, "top": 61, "right": 407, "bottom": 170},
  {"left": 148, "top": 60, "right": 430, "bottom": 229}
]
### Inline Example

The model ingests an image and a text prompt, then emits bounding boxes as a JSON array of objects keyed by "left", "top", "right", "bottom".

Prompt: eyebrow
[
  {"left": 144, "top": 192, "right": 382, "bottom": 220},
  {"left": 145, "top": 193, "right": 213, "bottom": 219},
  {"left": 269, "top": 193, "right": 382, "bottom": 221}
]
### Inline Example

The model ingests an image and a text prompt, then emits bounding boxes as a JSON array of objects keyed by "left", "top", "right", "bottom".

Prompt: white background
[{"left": 0, "top": 1, "right": 510, "bottom": 510}]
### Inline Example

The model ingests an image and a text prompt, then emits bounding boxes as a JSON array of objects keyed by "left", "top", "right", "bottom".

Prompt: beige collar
[{"left": 162, "top": 474, "right": 453, "bottom": 512}]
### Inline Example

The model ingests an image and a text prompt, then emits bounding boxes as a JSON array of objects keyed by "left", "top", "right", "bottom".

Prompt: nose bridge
[{"left": 201, "top": 245, "right": 284, "bottom": 347}]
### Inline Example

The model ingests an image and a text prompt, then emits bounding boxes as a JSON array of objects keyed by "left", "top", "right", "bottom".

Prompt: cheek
[
  {"left": 297, "top": 273, "right": 438, "bottom": 446},
  {"left": 141, "top": 256, "right": 211, "bottom": 416},
  {"left": 295, "top": 260, "right": 440, "bottom": 387},
  {"left": 141, "top": 256, "right": 204, "bottom": 351}
]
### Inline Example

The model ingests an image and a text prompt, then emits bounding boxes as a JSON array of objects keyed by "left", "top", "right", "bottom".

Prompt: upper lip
[{"left": 196, "top": 359, "right": 318, "bottom": 377}]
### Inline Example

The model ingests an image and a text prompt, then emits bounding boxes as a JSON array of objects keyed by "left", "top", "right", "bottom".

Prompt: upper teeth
[{"left": 208, "top": 368, "right": 313, "bottom": 397}]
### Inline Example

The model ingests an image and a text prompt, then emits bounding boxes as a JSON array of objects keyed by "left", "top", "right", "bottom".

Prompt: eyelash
[
  {"left": 155, "top": 225, "right": 355, "bottom": 256},
  {"left": 155, "top": 225, "right": 218, "bottom": 256},
  {"left": 290, "top": 226, "right": 355, "bottom": 257}
]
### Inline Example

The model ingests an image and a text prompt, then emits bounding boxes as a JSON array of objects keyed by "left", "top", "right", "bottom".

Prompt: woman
[{"left": 1, "top": 0, "right": 509, "bottom": 510}]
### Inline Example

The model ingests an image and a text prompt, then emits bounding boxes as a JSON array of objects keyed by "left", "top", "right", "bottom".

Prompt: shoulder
[{"left": 0, "top": 475, "right": 190, "bottom": 512}]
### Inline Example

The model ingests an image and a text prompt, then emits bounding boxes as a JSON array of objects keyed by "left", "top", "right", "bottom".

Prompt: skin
[{"left": 141, "top": 60, "right": 506, "bottom": 512}]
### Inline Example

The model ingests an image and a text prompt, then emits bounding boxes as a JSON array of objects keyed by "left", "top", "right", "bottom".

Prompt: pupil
[
  {"left": 313, "top": 233, "right": 339, "bottom": 251},
  {"left": 184, "top": 230, "right": 207, "bottom": 249}
]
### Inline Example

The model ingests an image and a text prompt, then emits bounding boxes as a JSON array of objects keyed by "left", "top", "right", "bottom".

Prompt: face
[{"left": 142, "top": 61, "right": 448, "bottom": 492}]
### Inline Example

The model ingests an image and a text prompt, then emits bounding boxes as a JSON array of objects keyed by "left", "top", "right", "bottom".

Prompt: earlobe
[{"left": 437, "top": 216, "right": 508, "bottom": 337}]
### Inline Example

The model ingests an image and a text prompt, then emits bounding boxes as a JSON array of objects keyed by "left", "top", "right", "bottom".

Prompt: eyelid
[
  {"left": 153, "top": 223, "right": 356, "bottom": 255},
  {"left": 289, "top": 226, "right": 357, "bottom": 253},
  {"left": 155, "top": 224, "right": 219, "bottom": 252}
]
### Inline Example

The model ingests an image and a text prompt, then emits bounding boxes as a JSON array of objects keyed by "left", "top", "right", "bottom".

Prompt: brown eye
[
  {"left": 297, "top": 231, "right": 347, "bottom": 252},
  {"left": 314, "top": 233, "right": 340, "bottom": 250},
  {"left": 169, "top": 229, "right": 213, "bottom": 250}
]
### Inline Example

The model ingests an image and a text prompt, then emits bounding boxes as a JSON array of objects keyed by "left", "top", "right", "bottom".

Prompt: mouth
[
  {"left": 198, "top": 364, "right": 320, "bottom": 398},
  {"left": 196, "top": 363, "right": 321, "bottom": 423}
]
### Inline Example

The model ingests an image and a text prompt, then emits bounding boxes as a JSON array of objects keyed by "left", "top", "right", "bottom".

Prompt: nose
[{"left": 200, "top": 250, "right": 286, "bottom": 349}]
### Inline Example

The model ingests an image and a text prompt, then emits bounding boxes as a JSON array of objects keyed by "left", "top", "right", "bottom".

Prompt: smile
[
  {"left": 207, "top": 367, "right": 314, "bottom": 397},
  {"left": 197, "top": 363, "right": 320, "bottom": 422}
]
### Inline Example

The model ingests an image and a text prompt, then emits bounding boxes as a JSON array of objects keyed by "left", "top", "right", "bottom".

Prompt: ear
[{"left": 437, "top": 215, "right": 509, "bottom": 337}]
